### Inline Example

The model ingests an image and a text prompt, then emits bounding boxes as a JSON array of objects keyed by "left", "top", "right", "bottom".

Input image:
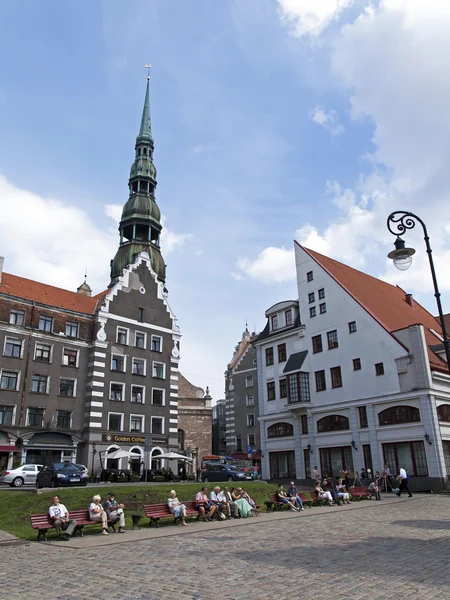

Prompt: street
[{"left": 1, "top": 494, "right": 449, "bottom": 599}]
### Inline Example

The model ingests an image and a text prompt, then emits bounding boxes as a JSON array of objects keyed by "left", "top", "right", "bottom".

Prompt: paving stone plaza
[{"left": 1, "top": 495, "right": 450, "bottom": 600}]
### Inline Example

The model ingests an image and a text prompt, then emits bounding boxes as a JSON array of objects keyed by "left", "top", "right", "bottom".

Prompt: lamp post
[
  {"left": 386, "top": 211, "right": 450, "bottom": 372},
  {"left": 91, "top": 441, "right": 97, "bottom": 480}
]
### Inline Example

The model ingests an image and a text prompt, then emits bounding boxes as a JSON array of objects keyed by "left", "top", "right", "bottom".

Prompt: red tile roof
[
  {"left": 298, "top": 243, "right": 447, "bottom": 373},
  {"left": 0, "top": 272, "right": 106, "bottom": 315}
]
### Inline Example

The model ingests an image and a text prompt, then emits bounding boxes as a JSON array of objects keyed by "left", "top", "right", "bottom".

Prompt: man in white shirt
[
  {"left": 222, "top": 487, "right": 238, "bottom": 518},
  {"left": 48, "top": 496, "right": 77, "bottom": 540},
  {"left": 396, "top": 467, "right": 412, "bottom": 498},
  {"left": 210, "top": 486, "right": 227, "bottom": 519}
]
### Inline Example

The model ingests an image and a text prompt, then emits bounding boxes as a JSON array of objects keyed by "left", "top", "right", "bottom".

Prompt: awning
[
  {"left": 283, "top": 350, "right": 308, "bottom": 373},
  {"left": 0, "top": 446, "right": 19, "bottom": 452}
]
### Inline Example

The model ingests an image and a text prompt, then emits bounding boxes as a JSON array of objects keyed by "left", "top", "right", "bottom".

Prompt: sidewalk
[{"left": 40, "top": 493, "right": 427, "bottom": 550}]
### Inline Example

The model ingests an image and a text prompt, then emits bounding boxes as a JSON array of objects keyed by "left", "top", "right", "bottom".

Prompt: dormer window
[
  {"left": 271, "top": 315, "right": 278, "bottom": 331},
  {"left": 285, "top": 310, "right": 292, "bottom": 326}
]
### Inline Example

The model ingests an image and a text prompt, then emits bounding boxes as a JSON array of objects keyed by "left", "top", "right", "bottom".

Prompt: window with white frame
[
  {"left": 131, "top": 385, "right": 145, "bottom": 403},
  {"left": 62, "top": 348, "right": 78, "bottom": 367},
  {"left": 34, "top": 343, "right": 52, "bottom": 363},
  {"left": 0, "top": 405, "right": 14, "bottom": 426},
  {"left": 247, "top": 414, "right": 255, "bottom": 427},
  {"left": 65, "top": 321, "right": 79, "bottom": 338},
  {"left": 110, "top": 382, "right": 125, "bottom": 401},
  {"left": 108, "top": 413, "right": 123, "bottom": 432},
  {"left": 246, "top": 394, "right": 254, "bottom": 407},
  {"left": 135, "top": 331, "right": 147, "bottom": 349},
  {"left": 245, "top": 375, "right": 253, "bottom": 387},
  {"left": 4, "top": 337, "right": 23, "bottom": 358},
  {"left": 132, "top": 358, "right": 146, "bottom": 376},
  {"left": 151, "top": 416, "right": 164, "bottom": 434},
  {"left": 271, "top": 315, "right": 278, "bottom": 331},
  {"left": 31, "top": 374, "right": 48, "bottom": 394},
  {"left": 152, "top": 388, "right": 165, "bottom": 406},
  {"left": 9, "top": 309, "right": 25, "bottom": 326},
  {"left": 59, "top": 378, "right": 76, "bottom": 397},
  {"left": 151, "top": 335, "right": 162, "bottom": 352},
  {"left": 152, "top": 361, "right": 165, "bottom": 379},
  {"left": 111, "top": 354, "right": 126, "bottom": 372},
  {"left": 27, "top": 407, "right": 44, "bottom": 427},
  {"left": 285, "top": 309, "right": 293, "bottom": 326},
  {"left": 0, "top": 371, "right": 19, "bottom": 391},
  {"left": 38, "top": 315, "right": 53, "bottom": 332},
  {"left": 57, "top": 410, "right": 72, "bottom": 429},
  {"left": 130, "top": 415, "right": 144, "bottom": 433},
  {"left": 116, "top": 327, "right": 129, "bottom": 345}
]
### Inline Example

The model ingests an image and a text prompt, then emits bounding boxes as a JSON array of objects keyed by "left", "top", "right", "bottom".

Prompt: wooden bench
[
  {"left": 310, "top": 491, "right": 331, "bottom": 506},
  {"left": 143, "top": 501, "right": 199, "bottom": 527},
  {"left": 350, "top": 486, "right": 371, "bottom": 500},
  {"left": 298, "top": 492, "right": 313, "bottom": 508},
  {"left": 264, "top": 493, "right": 292, "bottom": 512},
  {"left": 30, "top": 509, "right": 118, "bottom": 541}
]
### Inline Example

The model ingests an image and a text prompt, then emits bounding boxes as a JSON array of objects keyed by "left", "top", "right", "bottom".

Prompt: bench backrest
[
  {"left": 30, "top": 508, "right": 91, "bottom": 528},
  {"left": 352, "top": 486, "right": 369, "bottom": 493}
]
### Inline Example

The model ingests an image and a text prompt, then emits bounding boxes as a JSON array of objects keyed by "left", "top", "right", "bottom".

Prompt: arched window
[
  {"left": 437, "top": 404, "right": 450, "bottom": 423},
  {"left": 268, "top": 422, "right": 294, "bottom": 438},
  {"left": 378, "top": 405, "right": 420, "bottom": 426},
  {"left": 178, "top": 428, "right": 185, "bottom": 451},
  {"left": 317, "top": 415, "right": 350, "bottom": 433}
]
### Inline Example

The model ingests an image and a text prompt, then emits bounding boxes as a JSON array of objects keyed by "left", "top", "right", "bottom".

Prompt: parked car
[
  {"left": 201, "top": 464, "right": 253, "bottom": 483},
  {"left": 0, "top": 464, "right": 43, "bottom": 487},
  {"left": 36, "top": 463, "right": 88, "bottom": 488},
  {"left": 75, "top": 464, "right": 89, "bottom": 477}
]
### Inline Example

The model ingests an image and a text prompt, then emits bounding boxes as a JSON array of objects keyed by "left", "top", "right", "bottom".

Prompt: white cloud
[
  {"left": 277, "top": 0, "right": 355, "bottom": 36},
  {"left": 309, "top": 105, "right": 344, "bottom": 136},
  {"left": 0, "top": 175, "right": 116, "bottom": 292},
  {"left": 235, "top": 246, "right": 295, "bottom": 283}
]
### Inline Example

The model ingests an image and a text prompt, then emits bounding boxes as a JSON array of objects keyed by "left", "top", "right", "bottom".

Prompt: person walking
[{"left": 396, "top": 467, "right": 412, "bottom": 498}]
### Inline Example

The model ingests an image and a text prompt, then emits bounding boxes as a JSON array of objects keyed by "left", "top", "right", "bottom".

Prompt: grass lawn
[{"left": 0, "top": 481, "right": 283, "bottom": 540}]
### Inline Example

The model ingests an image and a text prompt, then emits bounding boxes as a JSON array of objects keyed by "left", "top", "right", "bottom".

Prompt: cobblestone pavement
[{"left": 2, "top": 495, "right": 450, "bottom": 600}]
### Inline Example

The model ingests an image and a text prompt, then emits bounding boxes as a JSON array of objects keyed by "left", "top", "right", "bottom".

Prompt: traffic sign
[{"left": 247, "top": 444, "right": 253, "bottom": 454}]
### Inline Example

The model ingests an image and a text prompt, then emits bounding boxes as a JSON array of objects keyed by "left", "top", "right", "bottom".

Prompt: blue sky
[{"left": 1, "top": 0, "right": 450, "bottom": 399}]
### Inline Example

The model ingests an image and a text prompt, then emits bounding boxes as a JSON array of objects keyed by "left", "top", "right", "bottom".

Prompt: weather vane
[{"left": 145, "top": 64, "right": 152, "bottom": 80}]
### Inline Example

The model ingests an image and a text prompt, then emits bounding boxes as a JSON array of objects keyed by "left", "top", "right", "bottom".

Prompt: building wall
[{"left": 255, "top": 245, "right": 450, "bottom": 490}]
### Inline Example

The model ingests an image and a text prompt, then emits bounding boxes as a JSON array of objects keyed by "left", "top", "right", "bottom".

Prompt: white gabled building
[{"left": 255, "top": 242, "right": 450, "bottom": 492}]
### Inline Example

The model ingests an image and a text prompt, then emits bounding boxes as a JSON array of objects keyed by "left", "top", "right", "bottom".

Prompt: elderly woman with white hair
[
  {"left": 167, "top": 490, "right": 187, "bottom": 526},
  {"left": 89, "top": 494, "right": 109, "bottom": 535}
]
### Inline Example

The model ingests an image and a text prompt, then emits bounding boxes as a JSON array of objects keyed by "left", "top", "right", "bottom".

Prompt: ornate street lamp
[{"left": 387, "top": 211, "right": 450, "bottom": 372}]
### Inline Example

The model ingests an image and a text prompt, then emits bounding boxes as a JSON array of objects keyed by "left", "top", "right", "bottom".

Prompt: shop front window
[{"left": 269, "top": 451, "right": 296, "bottom": 479}]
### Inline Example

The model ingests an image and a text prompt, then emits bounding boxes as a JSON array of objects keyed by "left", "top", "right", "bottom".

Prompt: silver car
[{"left": 0, "top": 464, "right": 43, "bottom": 487}]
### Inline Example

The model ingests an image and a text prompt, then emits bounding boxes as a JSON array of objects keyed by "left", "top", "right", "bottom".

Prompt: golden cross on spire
[{"left": 145, "top": 64, "right": 152, "bottom": 80}]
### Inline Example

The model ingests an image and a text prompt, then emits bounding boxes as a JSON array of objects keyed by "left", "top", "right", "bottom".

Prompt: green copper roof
[{"left": 137, "top": 79, "right": 153, "bottom": 143}]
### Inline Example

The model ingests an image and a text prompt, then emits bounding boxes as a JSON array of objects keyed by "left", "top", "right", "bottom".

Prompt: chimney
[
  {"left": 0, "top": 256, "right": 4, "bottom": 284},
  {"left": 405, "top": 293, "right": 414, "bottom": 308}
]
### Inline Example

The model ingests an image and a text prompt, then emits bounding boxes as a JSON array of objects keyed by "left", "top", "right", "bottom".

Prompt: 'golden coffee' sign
[{"left": 102, "top": 434, "right": 145, "bottom": 444}]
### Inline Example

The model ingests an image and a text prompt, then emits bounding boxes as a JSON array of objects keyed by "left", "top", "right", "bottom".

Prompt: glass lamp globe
[{"left": 388, "top": 237, "right": 416, "bottom": 271}]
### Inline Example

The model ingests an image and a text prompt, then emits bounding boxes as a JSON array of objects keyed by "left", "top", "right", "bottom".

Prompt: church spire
[
  {"left": 138, "top": 78, "right": 153, "bottom": 142},
  {"left": 109, "top": 72, "right": 166, "bottom": 285}
]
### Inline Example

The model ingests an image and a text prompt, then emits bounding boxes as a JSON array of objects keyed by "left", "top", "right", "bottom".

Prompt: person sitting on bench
[
  {"left": 195, "top": 486, "right": 217, "bottom": 521},
  {"left": 287, "top": 481, "right": 305, "bottom": 511},
  {"left": 48, "top": 495, "right": 77, "bottom": 541},
  {"left": 105, "top": 491, "right": 126, "bottom": 533},
  {"left": 275, "top": 484, "right": 300, "bottom": 511},
  {"left": 315, "top": 483, "right": 334, "bottom": 506},
  {"left": 368, "top": 480, "right": 381, "bottom": 500},
  {"left": 167, "top": 490, "right": 188, "bottom": 526},
  {"left": 89, "top": 495, "right": 109, "bottom": 535},
  {"left": 335, "top": 479, "right": 351, "bottom": 504}
]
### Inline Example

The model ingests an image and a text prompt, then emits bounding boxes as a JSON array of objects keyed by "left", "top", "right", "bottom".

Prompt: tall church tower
[{"left": 110, "top": 77, "right": 166, "bottom": 284}]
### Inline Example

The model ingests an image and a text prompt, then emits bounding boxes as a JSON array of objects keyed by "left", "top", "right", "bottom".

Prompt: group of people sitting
[
  {"left": 166, "top": 486, "right": 258, "bottom": 525},
  {"left": 48, "top": 491, "right": 126, "bottom": 540}
]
